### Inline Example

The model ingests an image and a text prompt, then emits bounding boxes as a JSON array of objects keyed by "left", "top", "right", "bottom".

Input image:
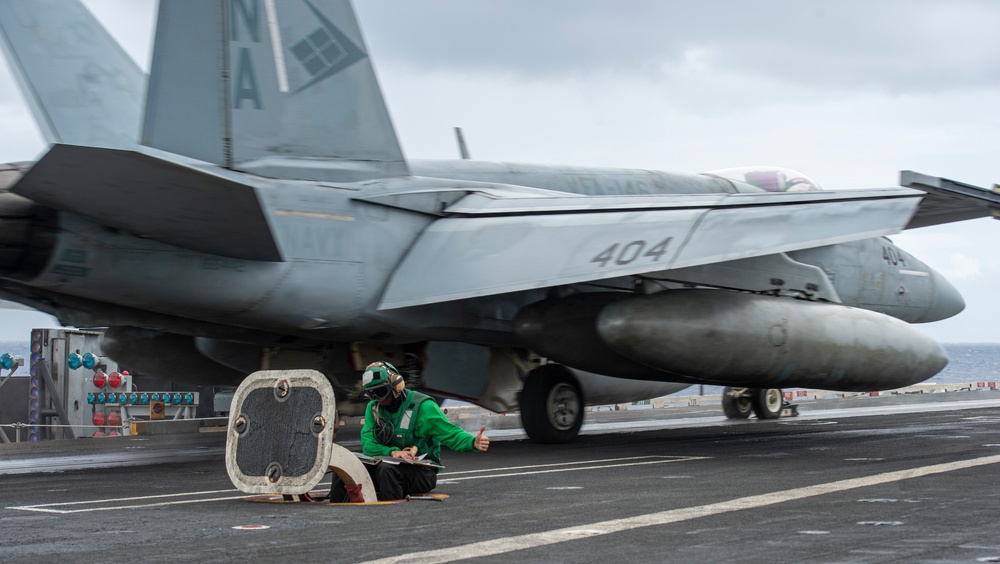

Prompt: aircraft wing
[
  {"left": 902, "top": 171, "right": 1000, "bottom": 229},
  {"left": 377, "top": 187, "right": 923, "bottom": 309}
]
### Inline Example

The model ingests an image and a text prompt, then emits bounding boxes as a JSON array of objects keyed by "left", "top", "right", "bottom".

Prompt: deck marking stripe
[
  {"left": 442, "top": 455, "right": 704, "bottom": 476},
  {"left": 361, "top": 454, "right": 1000, "bottom": 564},
  {"left": 11, "top": 488, "right": 241, "bottom": 509},
  {"left": 6, "top": 457, "right": 703, "bottom": 513},
  {"left": 441, "top": 457, "right": 705, "bottom": 482},
  {"left": 11, "top": 495, "right": 250, "bottom": 514}
]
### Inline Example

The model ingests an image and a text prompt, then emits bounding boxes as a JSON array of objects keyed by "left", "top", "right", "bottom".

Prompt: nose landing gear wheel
[
  {"left": 752, "top": 388, "right": 784, "bottom": 420},
  {"left": 722, "top": 387, "right": 753, "bottom": 419},
  {"left": 723, "top": 387, "right": 785, "bottom": 420}
]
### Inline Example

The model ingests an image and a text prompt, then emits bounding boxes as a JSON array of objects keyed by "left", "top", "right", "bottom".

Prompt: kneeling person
[{"left": 331, "top": 361, "right": 489, "bottom": 501}]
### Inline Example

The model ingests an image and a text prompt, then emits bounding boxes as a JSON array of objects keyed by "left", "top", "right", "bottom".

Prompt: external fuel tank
[{"left": 596, "top": 290, "right": 947, "bottom": 391}]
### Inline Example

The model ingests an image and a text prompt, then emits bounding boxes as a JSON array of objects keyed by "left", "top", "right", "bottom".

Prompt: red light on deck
[
  {"left": 93, "top": 430, "right": 105, "bottom": 437},
  {"left": 93, "top": 371, "right": 107, "bottom": 388},
  {"left": 107, "top": 411, "right": 121, "bottom": 427},
  {"left": 108, "top": 371, "right": 122, "bottom": 388},
  {"left": 92, "top": 411, "right": 106, "bottom": 426}
]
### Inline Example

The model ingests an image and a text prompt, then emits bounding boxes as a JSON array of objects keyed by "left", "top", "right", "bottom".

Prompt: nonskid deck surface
[{"left": 3, "top": 391, "right": 1000, "bottom": 563}]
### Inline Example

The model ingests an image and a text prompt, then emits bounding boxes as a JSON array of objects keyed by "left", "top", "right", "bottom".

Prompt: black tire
[
  {"left": 751, "top": 388, "right": 783, "bottom": 420},
  {"left": 721, "top": 387, "right": 753, "bottom": 419},
  {"left": 519, "top": 365, "right": 584, "bottom": 444}
]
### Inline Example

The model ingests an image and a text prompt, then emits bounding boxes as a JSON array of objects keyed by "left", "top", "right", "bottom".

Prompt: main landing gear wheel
[
  {"left": 520, "top": 365, "right": 584, "bottom": 444},
  {"left": 751, "top": 388, "right": 783, "bottom": 420},
  {"left": 722, "top": 387, "right": 784, "bottom": 420},
  {"left": 722, "top": 387, "right": 753, "bottom": 419}
]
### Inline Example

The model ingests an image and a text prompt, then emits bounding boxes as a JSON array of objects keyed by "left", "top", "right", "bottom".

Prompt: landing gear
[
  {"left": 722, "top": 387, "right": 753, "bottom": 419},
  {"left": 722, "top": 387, "right": 791, "bottom": 420},
  {"left": 751, "top": 388, "right": 783, "bottom": 419},
  {"left": 520, "top": 365, "right": 584, "bottom": 444}
]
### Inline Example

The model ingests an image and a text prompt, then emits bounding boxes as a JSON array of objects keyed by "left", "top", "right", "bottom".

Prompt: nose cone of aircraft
[{"left": 923, "top": 268, "right": 965, "bottom": 322}]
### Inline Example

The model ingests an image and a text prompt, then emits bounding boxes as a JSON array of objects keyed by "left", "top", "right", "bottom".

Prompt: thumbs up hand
[{"left": 474, "top": 425, "right": 490, "bottom": 452}]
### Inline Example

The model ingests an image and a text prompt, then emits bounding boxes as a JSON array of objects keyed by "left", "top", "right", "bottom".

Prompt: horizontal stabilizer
[
  {"left": 12, "top": 145, "right": 280, "bottom": 261},
  {"left": 0, "top": 0, "right": 144, "bottom": 149},
  {"left": 379, "top": 188, "right": 922, "bottom": 309},
  {"left": 901, "top": 171, "right": 1000, "bottom": 228}
]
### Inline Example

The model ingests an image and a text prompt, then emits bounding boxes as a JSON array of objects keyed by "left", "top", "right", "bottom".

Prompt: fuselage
[{"left": 0, "top": 158, "right": 963, "bottom": 349}]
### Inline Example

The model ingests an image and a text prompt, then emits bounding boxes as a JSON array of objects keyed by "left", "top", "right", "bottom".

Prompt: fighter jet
[{"left": 0, "top": 0, "right": 997, "bottom": 443}]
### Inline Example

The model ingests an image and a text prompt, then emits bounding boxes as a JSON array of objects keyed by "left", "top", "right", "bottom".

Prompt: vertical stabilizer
[
  {"left": 0, "top": 0, "right": 144, "bottom": 149},
  {"left": 142, "top": 0, "right": 408, "bottom": 181}
]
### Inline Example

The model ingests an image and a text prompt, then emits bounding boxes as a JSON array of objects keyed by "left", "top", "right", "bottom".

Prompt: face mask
[{"left": 384, "top": 392, "right": 404, "bottom": 412}]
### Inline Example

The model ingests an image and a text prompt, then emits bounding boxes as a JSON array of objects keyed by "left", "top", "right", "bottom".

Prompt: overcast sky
[{"left": 0, "top": 1, "right": 997, "bottom": 343}]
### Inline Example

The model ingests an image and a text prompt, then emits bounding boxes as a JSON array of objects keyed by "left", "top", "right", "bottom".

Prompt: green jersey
[{"left": 361, "top": 390, "right": 478, "bottom": 466}]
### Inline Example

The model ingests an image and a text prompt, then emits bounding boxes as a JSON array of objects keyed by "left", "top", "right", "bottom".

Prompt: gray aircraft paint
[
  {"left": 142, "top": 0, "right": 408, "bottom": 180},
  {"left": 0, "top": 0, "right": 144, "bottom": 149}
]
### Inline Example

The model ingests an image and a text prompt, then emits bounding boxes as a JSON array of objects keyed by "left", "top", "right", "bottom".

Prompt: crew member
[{"left": 330, "top": 361, "right": 490, "bottom": 501}]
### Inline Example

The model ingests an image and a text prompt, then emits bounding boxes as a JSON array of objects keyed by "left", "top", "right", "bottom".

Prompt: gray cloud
[{"left": 356, "top": 1, "right": 1000, "bottom": 93}]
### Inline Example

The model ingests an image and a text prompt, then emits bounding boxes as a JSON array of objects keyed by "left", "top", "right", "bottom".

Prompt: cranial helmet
[{"left": 362, "top": 361, "right": 404, "bottom": 401}]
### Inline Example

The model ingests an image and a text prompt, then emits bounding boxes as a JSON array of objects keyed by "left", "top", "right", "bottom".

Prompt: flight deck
[{"left": 3, "top": 391, "right": 1000, "bottom": 563}]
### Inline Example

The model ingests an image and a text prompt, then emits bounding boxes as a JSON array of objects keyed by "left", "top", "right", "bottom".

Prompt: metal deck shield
[{"left": 226, "top": 369, "right": 336, "bottom": 495}]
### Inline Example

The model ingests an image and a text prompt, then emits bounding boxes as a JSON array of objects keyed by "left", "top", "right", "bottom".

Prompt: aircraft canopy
[{"left": 709, "top": 166, "right": 823, "bottom": 192}]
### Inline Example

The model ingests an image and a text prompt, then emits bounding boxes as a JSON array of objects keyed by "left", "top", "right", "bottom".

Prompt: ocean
[
  {"left": 1, "top": 341, "right": 997, "bottom": 384},
  {"left": 930, "top": 343, "right": 1000, "bottom": 383}
]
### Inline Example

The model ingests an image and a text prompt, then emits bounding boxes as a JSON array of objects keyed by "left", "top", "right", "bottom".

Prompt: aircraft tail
[
  {"left": 0, "top": 0, "right": 145, "bottom": 150},
  {"left": 142, "top": 0, "right": 408, "bottom": 182}
]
